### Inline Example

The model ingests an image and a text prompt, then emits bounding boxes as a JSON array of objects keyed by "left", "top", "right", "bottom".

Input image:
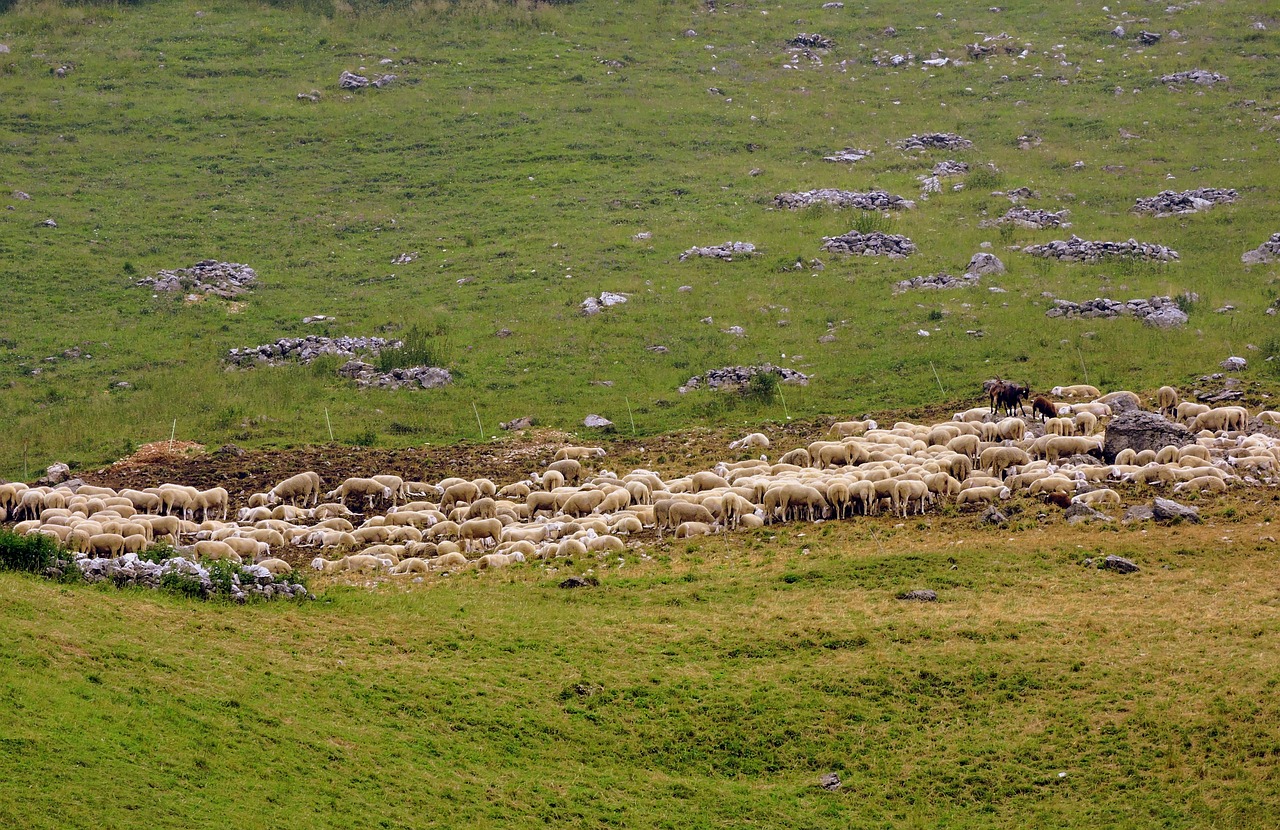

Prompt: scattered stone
[
  {"left": 76, "top": 553, "right": 308, "bottom": 601},
  {"left": 1066, "top": 502, "right": 1112, "bottom": 524},
  {"left": 339, "top": 70, "right": 369, "bottom": 89},
  {"left": 38, "top": 218, "right": 56, "bottom": 227},
  {"left": 138, "top": 260, "right": 258, "bottom": 299},
  {"left": 372, "top": 74, "right": 397, "bottom": 88},
  {"left": 1221, "top": 356, "right": 1247, "bottom": 371},
  {"left": 215, "top": 444, "right": 247, "bottom": 458},
  {"left": 981, "top": 506, "right": 1007, "bottom": 525},
  {"left": 500, "top": 416, "right": 534, "bottom": 430},
  {"left": 898, "top": 589, "right": 938, "bottom": 601},
  {"left": 824, "top": 147, "right": 875, "bottom": 163},
  {"left": 1044, "top": 295, "right": 1188, "bottom": 324},
  {"left": 1160, "top": 69, "right": 1228, "bottom": 86},
  {"left": 1123, "top": 505, "right": 1155, "bottom": 523},
  {"left": 392, "top": 251, "right": 418, "bottom": 264},
  {"left": 13, "top": 191, "right": 31, "bottom": 200},
  {"left": 302, "top": 315, "right": 333, "bottom": 324},
  {"left": 337, "top": 360, "right": 452, "bottom": 390},
  {"left": 559, "top": 575, "right": 599, "bottom": 589},
  {"left": 822, "top": 230, "right": 916, "bottom": 258},
  {"left": 893, "top": 132, "right": 973, "bottom": 151},
  {"left": 296, "top": 90, "right": 320, "bottom": 102},
  {"left": 1100, "top": 554, "right": 1140, "bottom": 573},
  {"left": 1153, "top": 497, "right": 1200, "bottom": 522},
  {"left": 818, "top": 333, "right": 837, "bottom": 343},
  {"left": 1143, "top": 306, "right": 1190, "bottom": 329},
  {"left": 922, "top": 57, "right": 949, "bottom": 68},
  {"left": 633, "top": 231, "right": 653, "bottom": 240},
  {"left": 1111, "top": 25, "right": 1126, "bottom": 38},
  {"left": 226, "top": 335, "right": 400, "bottom": 367},
  {"left": 646, "top": 344, "right": 670, "bottom": 353},
  {"left": 790, "top": 33, "right": 833, "bottom": 48},
  {"left": 987, "top": 206, "right": 1070, "bottom": 228},
  {"left": 1103, "top": 409, "right": 1191, "bottom": 459},
  {"left": 932, "top": 159, "right": 969, "bottom": 177},
  {"left": 1132, "top": 188, "right": 1237, "bottom": 217},
  {"left": 583, "top": 414, "right": 615, "bottom": 429},
  {"left": 819, "top": 772, "right": 842, "bottom": 791},
  {"left": 894, "top": 273, "right": 979, "bottom": 293},
  {"left": 965, "top": 253, "right": 1005, "bottom": 276},
  {"left": 679, "top": 364, "right": 810, "bottom": 393},
  {"left": 495, "top": 328, "right": 513, "bottom": 338},
  {"left": 581, "top": 292, "right": 629, "bottom": 315},
  {"left": 723, "top": 325, "right": 746, "bottom": 337},
  {"left": 0, "top": 44, "right": 9, "bottom": 53},
  {"left": 1241, "top": 233, "right": 1280, "bottom": 264},
  {"left": 1138, "top": 31, "right": 1162, "bottom": 45},
  {"left": 1023, "top": 235, "right": 1178, "bottom": 263},
  {"left": 680, "top": 241, "right": 756, "bottom": 261},
  {"left": 774, "top": 189, "right": 914, "bottom": 210}
]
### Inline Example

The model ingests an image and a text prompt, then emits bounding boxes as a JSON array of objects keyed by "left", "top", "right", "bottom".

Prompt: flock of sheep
[{"left": 2, "top": 382, "right": 1278, "bottom": 579}]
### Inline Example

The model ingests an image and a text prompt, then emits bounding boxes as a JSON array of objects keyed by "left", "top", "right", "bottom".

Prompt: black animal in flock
[{"left": 983, "top": 377, "right": 1030, "bottom": 417}]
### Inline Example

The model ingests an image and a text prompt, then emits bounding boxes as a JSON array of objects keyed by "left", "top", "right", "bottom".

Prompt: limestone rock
[
  {"left": 893, "top": 132, "right": 973, "bottom": 151},
  {"left": 1132, "top": 188, "right": 1237, "bottom": 217},
  {"left": 1153, "top": 497, "right": 1200, "bottom": 522},
  {"left": 965, "top": 253, "right": 1005, "bottom": 276},
  {"left": 680, "top": 241, "right": 756, "bottom": 261},
  {"left": 1103, "top": 409, "right": 1191, "bottom": 460},
  {"left": 821, "top": 230, "right": 916, "bottom": 258},
  {"left": 774, "top": 189, "right": 914, "bottom": 210},
  {"left": 339, "top": 70, "right": 369, "bottom": 89},
  {"left": 583, "top": 414, "right": 614, "bottom": 429},
  {"left": 500, "top": 416, "right": 533, "bottom": 431},
  {"left": 898, "top": 589, "right": 938, "bottom": 601},
  {"left": 1242, "top": 233, "right": 1280, "bottom": 264},
  {"left": 1101, "top": 555, "right": 1140, "bottom": 574},
  {"left": 1024, "top": 235, "right": 1178, "bottom": 263}
]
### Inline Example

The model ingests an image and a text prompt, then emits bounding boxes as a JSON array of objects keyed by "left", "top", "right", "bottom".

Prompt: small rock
[
  {"left": 41, "top": 462, "right": 71, "bottom": 485},
  {"left": 1220, "top": 356, "right": 1247, "bottom": 371},
  {"left": 1066, "top": 502, "right": 1112, "bottom": 524},
  {"left": 13, "top": 191, "right": 31, "bottom": 200},
  {"left": 500, "top": 416, "right": 533, "bottom": 430},
  {"left": 339, "top": 70, "right": 369, "bottom": 89},
  {"left": 1101, "top": 555, "right": 1140, "bottom": 574},
  {"left": 583, "top": 414, "right": 614, "bottom": 429},
  {"left": 819, "top": 772, "right": 842, "bottom": 791},
  {"left": 495, "top": 328, "right": 513, "bottom": 338},
  {"left": 1122, "top": 505, "right": 1155, "bottom": 523},
  {"left": 38, "top": 218, "right": 57, "bottom": 228},
  {"left": 965, "top": 252, "right": 1005, "bottom": 276},
  {"left": 1153, "top": 497, "right": 1200, "bottom": 522},
  {"left": 981, "top": 507, "right": 1007, "bottom": 525},
  {"left": 559, "top": 575, "right": 599, "bottom": 589},
  {"left": 898, "top": 589, "right": 938, "bottom": 601}
]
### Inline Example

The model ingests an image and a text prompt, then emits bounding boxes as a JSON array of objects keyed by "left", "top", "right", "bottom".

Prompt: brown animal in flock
[
  {"left": 1031, "top": 396, "right": 1058, "bottom": 422},
  {"left": 984, "top": 378, "right": 1029, "bottom": 417}
]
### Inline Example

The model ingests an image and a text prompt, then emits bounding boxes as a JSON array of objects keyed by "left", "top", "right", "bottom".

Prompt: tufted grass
[
  {"left": 2, "top": 506, "right": 1280, "bottom": 828},
  {"left": 0, "top": 0, "right": 1278, "bottom": 475}
]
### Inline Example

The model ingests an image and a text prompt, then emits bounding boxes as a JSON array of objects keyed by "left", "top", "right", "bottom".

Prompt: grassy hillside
[
  {"left": 3, "top": 514, "right": 1280, "bottom": 828},
  {"left": 1, "top": 0, "right": 1278, "bottom": 476}
]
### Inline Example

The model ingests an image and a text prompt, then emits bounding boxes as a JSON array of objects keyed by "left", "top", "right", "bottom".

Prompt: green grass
[
  {"left": 2, "top": 519, "right": 1280, "bottom": 828},
  {"left": 0, "top": 0, "right": 1278, "bottom": 476}
]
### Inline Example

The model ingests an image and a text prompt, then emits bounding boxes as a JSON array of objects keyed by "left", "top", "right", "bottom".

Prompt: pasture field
[
  {"left": 0, "top": 0, "right": 1278, "bottom": 477},
  {"left": 3, "top": 502, "right": 1280, "bottom": 829}
]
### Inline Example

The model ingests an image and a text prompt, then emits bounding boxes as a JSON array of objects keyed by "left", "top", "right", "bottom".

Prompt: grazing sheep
[
  {"left": 1176, "top": 401, "right": 1211, "bottom": 425},
  {"left": 1192, "top": 407, "right": 1249, "bottom": 434},
  {"left": 829, "top": 419, "right": 877, "bottom": 437},
  {"left": 587, "top": 534, "right": 626, "bottom": 552},
  {"left": 432, "top": 551, "right": 468, "bottom": 568},
  {"left": 554, "top": 446, "right": 607, "bottom": 461},
  {"left": 477, "top": 551, "right": 525, "bottom": 570},
  {"left": 192, "top": 539, "right": 242, "bottom": 563},
  {"left": 327, "top": 478, "right": 394, "bottom": 510},
  {"left": 459, "top": 518, "right": 503, "bottom": 552},
  {"left": 1072, "top": 489, "right": 1121, "bottom": 508},
  {"left": 546, "top": 459, "right": 583, "bottom": 486},
  {"left": 955, "top": 486, "right": 1010, "bottom": 508},
  {"left": 267, "top": 472, "right": 323, "bottom": 507},
  {"left": 441, "top": 481, "right": 481, "bottom": 510},
  {"left": 257, "top": 557, "right": 293, "bottom": 575},
  {"left": 729, "top": 432, "right": 771, "bottom": 450},
  {"left": 392, "top": 557, "right": 431, "bottom": 575},
  {"left": 1156, "top": 386, "right": 1179, "bottom": 418}
]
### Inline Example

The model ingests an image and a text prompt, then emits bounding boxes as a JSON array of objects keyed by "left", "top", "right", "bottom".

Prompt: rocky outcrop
[
  {"left": 581, "top": 292, "right": 629, "bottom": 315},
  {"left": 1044, "top": 295, "right": 1190, "bottom": 324},
  {"left": 1242, "top": 233, "right": 1280, "bottom": 264},
  {"left": 76, "top": 553, "right": 309, "bottom": 602},
  {"left": 774, "top": 189, "right": 914, "bottom": 210},
  {"left": 1102, "top": 409, "right": 1191, "bottom": 460},
  {"left": 680, "top": 241, "right": 756, "bottom": 261},
  {"left": 679, "top": 364, "right": 810, "bottom": 393},
  {"left": 227, "top": 335, "right": 400, "bottom": 367},
  {"left": 137, "top": 260, "right": 258, "bottom": 299},
  {"left": 1023, "top": 235, "right": 1179, "bottom": 263},
  {"left": 337, "top": 360, "right": 452, "bottom": 390},
  {"left": 789, "top": 33, "right": 833, "bottom": 48},
  {"left": 823, "top": 147, "right": 872, "bottom": 163},
  {"left": 893, "top": 132, "right": 973, "bottom": 151},
  {"left": 894, "top": 273, "right": 978, "bottom": 293},
  {"left": 990, "top": 206, "right": 1070, "bottom": 228},
  {"left": 821, "top": 230, "right": 916, "bottom": 258},
  {"left": 1160, "top": 69, "right": 1228, "bottom": 86},
  {"left": 1132, "top": 188, "right": 1237, "bottom": 217}
]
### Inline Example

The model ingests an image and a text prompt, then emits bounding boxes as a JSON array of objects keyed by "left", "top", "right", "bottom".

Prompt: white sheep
[{"left": 729, "top": 432, "right": 771, "bottom": 450}]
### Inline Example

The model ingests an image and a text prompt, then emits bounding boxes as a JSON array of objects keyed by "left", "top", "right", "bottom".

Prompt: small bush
[
  {"left": 744, "top": 370, "right": 779, "bottom": 404},
  {"left": 377, "top": 322, "right": 450, "bottom": 372},
  {"left": 0, "top": 529, "right": 61, "bottom": 573},
  {"left": 351, "top": 428, "right": 378, "bottom": 447},
  {"left": 852, "top": 211, "right": 892, "bottom": 235},
  {"left": 967, "top": 164, "right": 1004, "bottom": 190}
]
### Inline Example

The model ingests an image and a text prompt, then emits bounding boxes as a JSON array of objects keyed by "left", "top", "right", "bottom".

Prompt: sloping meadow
[{"left": 0, "top": 0, "right": 1277, "bottom": 473}]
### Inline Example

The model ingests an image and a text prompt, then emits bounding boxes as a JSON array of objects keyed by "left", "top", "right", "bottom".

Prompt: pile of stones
[
  {"left": 1160, "top": 69, "right": 1228, "bottom": 86},
  {"left": 73, "top": 553, "right": 310, "bottom": 603},
  {"left": 823, "top": 147, "right": 873, "bottom": 163},
  {"left": 226, "top": 335, "right": 401, "bottom": 367},
  {"left": 773, "top": 189, "right": 914, "bottom": 210},
  {"left": 991, "top": 206, "right": 1070, "bottom": 228},
  {"left": 137, "top": 260, "right": 257, "bottom": 299},
  {"left": 1242, "top": 232, "right": 1280, "bottom": 264},
  {"left": 821, "top": 230, "right": 917, "bottom": 258},
  {"left": 679, "top": 364, "right": 810, "bottom": 393},
  {"left": 339, "top": 70, "right": 397, "bottom": 89},
  {"left": 580, "top": 292, "right": 629, "bottom": 315},
  {"left": 1132, "top": 188, "right": 1237, "bottom": 217},
  {"left": 894, "top": 132, "right": 973, "bottom": 151},
  {"left": 680, "top": 241, "right": 756, "bottom": 261},
  {"left": 1044, "top": 294, "right": 1192, "bottom": 328},
  {"left": 932, "top": 160, "right": 969, "bottom": 177},
  {"left": 789, "top": 33, "right": 833, "bottom": 48},
  {"left": 1023, "top": 235, "right": 1179, "bottom": 263},
  {"left": 894, "top": 273, "right": 979, "bottom": 293},
  {"left": 337, "top": 360, "right": 453, "bottom": 390}
]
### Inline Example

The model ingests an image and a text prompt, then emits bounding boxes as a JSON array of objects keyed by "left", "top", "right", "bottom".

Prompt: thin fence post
[
  {"left": 324, "top": 408, "right": 334, "bottom": 442},
  {"left": 625, "top": 397, "right": 637, "bottom": 436},
  {"left": 472, "top": 402, "right": 485, "bottom": 442}
]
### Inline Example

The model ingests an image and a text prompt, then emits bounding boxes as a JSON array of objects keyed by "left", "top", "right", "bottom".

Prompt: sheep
[
  {"left": 1257, "top": 411, "right": 1280, "bottom": 427},
  {"left": 459, "top": 518, "right": 503, "bottom": 552},
  {"left": 1029, "top": 475, "right": 1078, "bottom": 498},
  {"left": 777, "top": 448, "right": 811, "bottom": 467},
  {"left": 554, "top": 446, "right": 607, "bottom": 461},
  {"left": 546, "top": 459, "right": 583, "bottom": 486},
  {"left": 344, "top": 554, "right": 389, "bottom": 573},
  {"left": 432, "top": 551, "right": 469, "bottom": 569},
  {"left": 1096, "top": 390, "right": 1139, "bottom": 409},
  {"left": 979, "top": 446, "right": 1030, "bottom": 478},
  {"left": 1044, "top": 417, "right": 1075, "bottom": 437},
  {"left": 955, "top": 486, "right": 1010, "bottom": 508},
  {"left": 1072, "top": 489, "right": 1121, "bottom": 508},
  {"left": 829, "top": 419, "right": 877, "bottom": 437},
  {"left": 892, "top": 479, "right": 930, "bottom": 517},
  {"left": 1045, "top": 436, "right": 1102, "bottom": 463},
  {"left": 221, "top": 536, "right": 268, "bottom": 560},
  {"left": 441, "top": 481, "right": 481, "bottom": 510},
  {"left": 587, "top": 534, "right": 626, "bottom": 552},
  {"left": 477, "top": 551, "right": 525, "bottom": 570},
  {"left": 392, "top": 557, "right": 431, "bottom": 575},
  {"left": 267, "top": 472, "right": 322, "bottom": 507},
  {"left": 1155, "top": 386, "right": 1179, "bottom": 418},
  {"left": 1192, "top": 407, "right": 1249, "bottom": 434},
  {"left": 562, "top": 490, "right": 607, "bottom": 517},
  {"left": 370, "top": 475, "right": 406, "bottom": 505},
  {"left": 729, "top": 432, "right": 771, "bottom": 450},
  {"left": 1176, "top": 401, "right": 1211, "bottom": 425},
  {"left": 327, "top": 477, "right": 394, "bottom": 510},
  {"left": 1051, "top": 384, "right": 1101, "bottom": 399},
  {"left": 257, "top": 557, "right": 293, "bottom": 575},
  {"left": 556, "top": 537, "right": 589, "bottom": 558},
  {"left": 1173, "top": 475, "right": 1229, "bottom": 495},
  {"left": 192, "top": 539, "right": 242, "bottom": 563},
  {"left": 1073, "top": 411, "right": 1099, "bottom": 436},
  {"left": 673, "top": 521, "right": 715, "bottom": 538}
]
